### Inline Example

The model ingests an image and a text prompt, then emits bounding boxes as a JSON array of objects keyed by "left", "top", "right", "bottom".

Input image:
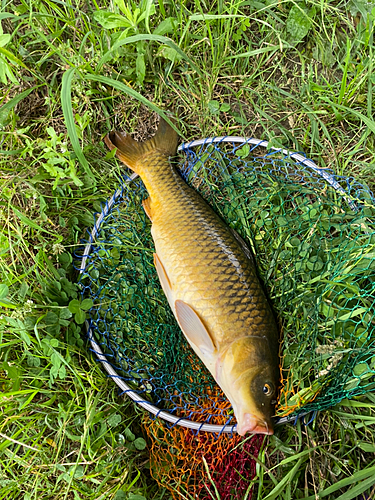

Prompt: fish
[{"left": 104, "top": 116, "right": 280, "bottom": 435}]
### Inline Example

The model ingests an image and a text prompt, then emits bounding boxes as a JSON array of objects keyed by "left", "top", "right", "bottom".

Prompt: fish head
[
  {"left": 233, "top": 364, "right": 278, "bottom": 435},
  {"left": 216, "top": 336, "right": 279, "bottom": 436}
]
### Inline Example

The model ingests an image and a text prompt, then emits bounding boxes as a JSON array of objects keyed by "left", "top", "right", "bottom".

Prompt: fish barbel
[{"left": 105, "top": 117, "right": 280, "bottom": 435}]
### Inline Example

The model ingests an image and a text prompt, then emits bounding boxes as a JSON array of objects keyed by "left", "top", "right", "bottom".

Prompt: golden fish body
[{"left": 105, "top": 118, "right": 279, "bottom": 435}]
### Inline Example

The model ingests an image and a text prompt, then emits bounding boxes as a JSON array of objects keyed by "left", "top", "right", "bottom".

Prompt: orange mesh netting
[{"left": 143, "top": 393, "right": 264, "bottom": 499}]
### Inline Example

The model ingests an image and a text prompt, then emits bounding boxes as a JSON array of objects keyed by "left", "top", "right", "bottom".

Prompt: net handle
[{"left": 79, "top": 137, "right": 323, "bottom": 433}]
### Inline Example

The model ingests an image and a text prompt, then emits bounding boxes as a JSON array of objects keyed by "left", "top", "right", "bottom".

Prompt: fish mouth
[{"left": 236, "top": 413, "right": 273, "bottom": 436}]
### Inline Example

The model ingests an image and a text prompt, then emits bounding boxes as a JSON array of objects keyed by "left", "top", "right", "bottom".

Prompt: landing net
[{"left": 79, "top": 136, "right": 375, "bottom": 432}]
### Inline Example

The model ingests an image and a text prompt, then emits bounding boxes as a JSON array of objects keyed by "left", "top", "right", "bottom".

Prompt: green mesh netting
[{"left": 79, "top": 138, "right": 375, "bottom": 426}]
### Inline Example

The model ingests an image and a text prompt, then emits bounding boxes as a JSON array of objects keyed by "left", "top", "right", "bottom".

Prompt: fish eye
[{"left": 263, "top": 383, "right": 274, "bottom": 396}]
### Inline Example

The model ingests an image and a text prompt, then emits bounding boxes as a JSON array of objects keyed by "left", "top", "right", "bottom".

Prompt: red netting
[{"left": 143, "top": 396, "right": 264, "bottom": 499}]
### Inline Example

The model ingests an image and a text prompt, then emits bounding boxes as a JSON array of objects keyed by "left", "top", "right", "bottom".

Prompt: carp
[{"left": 105, "top": 117, "right": 279, "bottom": 435}]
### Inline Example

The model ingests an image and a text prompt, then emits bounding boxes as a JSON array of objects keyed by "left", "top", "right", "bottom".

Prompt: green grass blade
[
  {"left": 0, "top": 298, "right": 17, "bottom": 309},
  {"left": 61, "top": 68, "right": 94, "bottom": 180},
  {"left": 229, "top": 45, "right": 280, "bottom": 59},
  {"left": 0, "top": 148, "right": 26, "bottom": 156},
  {"left": 0, "top": 86, "right": 37, "bottom": 128},
  {"left": 339, "top": 399, "right": 375, "bottom": 408},
  {"left": 338, "top": 38, "right": 351, "bottom": 105},
  {"left": 268, "top": 447, "right": 320, "bottom": 471},
  {"left": 11, "top": 206, "right": 54, "bottom": 234},
  {"left": 0, "top": 13, "right": 18, "bottom": 21},
  {"left": 96, "top": 34, "right": 202, "bottom": 75},
  {"left": 368, "top": 46, "right": 373, "bottom": 119},
  {"left": 0, "top": 87, "right": 36, "bottom": 114},
  {"left": 0, "top": 46, "right": 28, "bottom": 69},
  {"left": 189, "top": 13, "right": 246, "bottom": 20},
  {"left": 85, "top": 73, "right": 182, "bottom": 137},
  {"left": 332, "top": 410, "right": 375, "bottom": 423},
  {"left": 143, "top": 0, "right": 153, "bottom": 34},
  {"left": 332, "top": 102, "right": 375, "bottom": 135},
  {"left": 335, "top": 474, "right": 375, "bottom": 500},
  {"left": 0, "top": 430, "right": 40, "bottom": 452},
  {"left": 304, "top": 464, "right": 375, "bottom": 499},
  {"left": 202, "top": 457, "right": 221, "bottom": 500},
  {"left": 263, "top": 458, "right": 303, "bottom": 500}
]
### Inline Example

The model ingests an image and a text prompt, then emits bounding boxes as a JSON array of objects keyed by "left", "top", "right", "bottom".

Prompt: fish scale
[
  {"left": 149, "top": 173, "right": 264, "bottom": 329},
  {"left": 105, "top": 117, "right": 279, "bottom": 435}
]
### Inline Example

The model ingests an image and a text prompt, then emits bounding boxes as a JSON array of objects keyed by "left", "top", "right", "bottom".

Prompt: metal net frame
[{"left": 79, "top": 135, "right": 375, "bottom": 434}]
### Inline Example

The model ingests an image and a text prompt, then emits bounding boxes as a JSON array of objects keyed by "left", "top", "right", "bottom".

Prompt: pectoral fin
[
  {"left": 154, "top": 255, "right": 216, "bottom": 358},
  {"left": 175, "top": 300, "right": 216, "bottom": 356}
]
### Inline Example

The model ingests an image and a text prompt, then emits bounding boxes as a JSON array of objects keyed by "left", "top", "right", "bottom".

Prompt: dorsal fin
[{"left": 229, "top": 227, "right": 254, "bottom": 262}]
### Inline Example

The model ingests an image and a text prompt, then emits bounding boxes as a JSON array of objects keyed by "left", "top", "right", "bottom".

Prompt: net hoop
[{"left": 80, "top": 135, "right": 337, "bottom": 433}]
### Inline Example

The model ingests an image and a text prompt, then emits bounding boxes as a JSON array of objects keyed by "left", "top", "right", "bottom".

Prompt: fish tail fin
[{"left": 104, "top": 116, "right": 179, "bottom": 174}]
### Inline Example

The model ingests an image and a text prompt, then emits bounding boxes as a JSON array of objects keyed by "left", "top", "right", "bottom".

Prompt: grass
[{"left": 1, "top": 0, "right": 375, "bottom": 498}]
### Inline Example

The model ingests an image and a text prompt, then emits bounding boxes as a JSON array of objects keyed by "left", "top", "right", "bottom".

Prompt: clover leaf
[{"left": 68, "top": 298, "right": 93, "bottom": 324}]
